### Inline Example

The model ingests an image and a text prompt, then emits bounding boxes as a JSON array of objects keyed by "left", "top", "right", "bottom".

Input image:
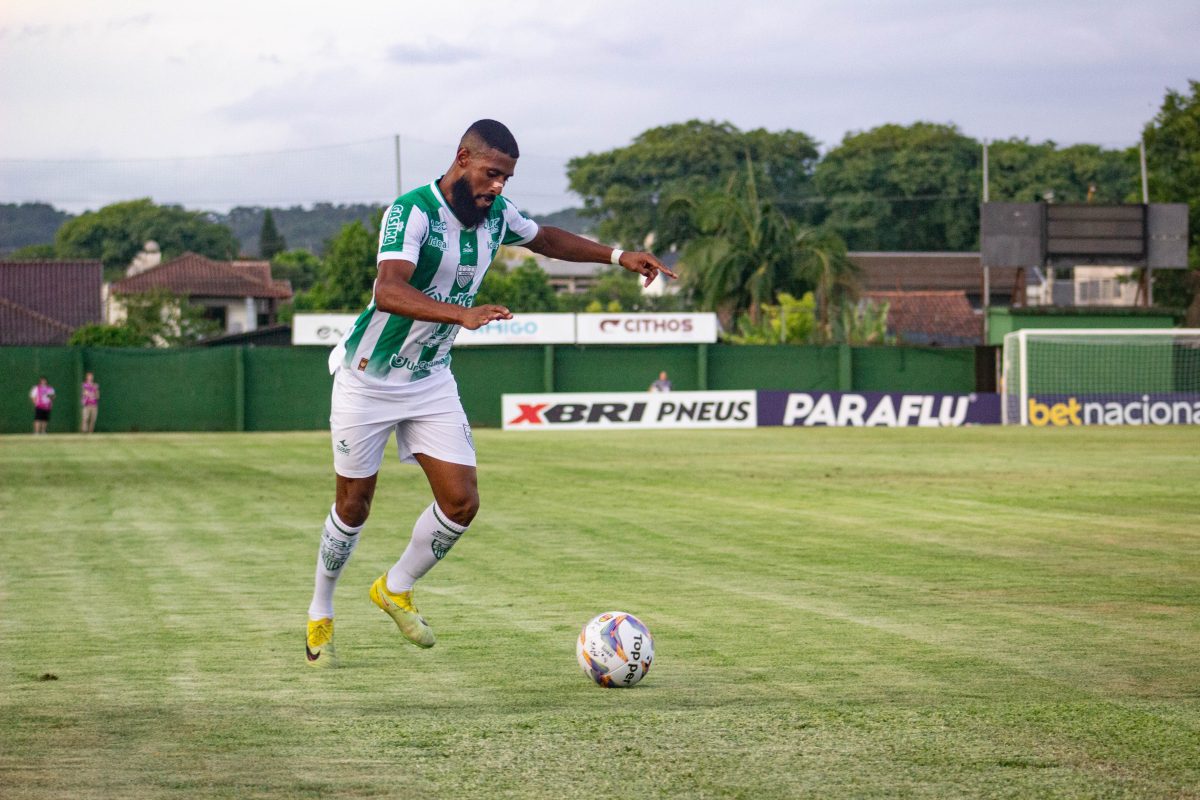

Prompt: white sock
[
  {"left": 308, "top": 505, "right": 363, "bottom": 620},
  {"left": 386, "top": 502, "right": 467, "bottom": 593}
]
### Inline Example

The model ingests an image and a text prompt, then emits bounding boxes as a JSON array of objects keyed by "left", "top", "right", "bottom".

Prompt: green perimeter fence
[{"left": 1, "top": 344, "right": 977, "bottom": 433}]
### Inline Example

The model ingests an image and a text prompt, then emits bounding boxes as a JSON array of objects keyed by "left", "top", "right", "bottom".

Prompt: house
[
  {"left": 0, "top": 260, "right": 104, "bottom": 345},
  {"left": 848, "top": 252, "right": 1040, "bottom": 309},
  {"left": 865, "top": 290, "right": 983, "bottom": 346},
  {"left": 109, "top": 252, "right": 293, "bottom": 335}
]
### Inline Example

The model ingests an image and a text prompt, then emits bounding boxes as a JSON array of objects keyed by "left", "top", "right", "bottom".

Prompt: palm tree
[{"left": 667, "top": 157, "right": 859, "bottom": 336}]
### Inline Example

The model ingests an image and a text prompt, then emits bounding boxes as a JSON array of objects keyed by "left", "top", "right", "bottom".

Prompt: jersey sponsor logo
[
  {"left": 357, "top": 358, "right": 369, "bottom": 371},
  {"left": 485, "top": 216, "right": 501, "bottom": 236},
  {"left": 389, "top": 352, "right": 452, "bottom": 372},
  {"left": 427, "top": 234, "right": 448, "bottom": 252},
  {"left": 430, "top": 220, "right": 448, "bottom": 234},
  {"left": 422, "top": 289, "right": 475, "bottom": 307},
  {"left": 381, "top": 204, "right": 406, "bottom": 247}
]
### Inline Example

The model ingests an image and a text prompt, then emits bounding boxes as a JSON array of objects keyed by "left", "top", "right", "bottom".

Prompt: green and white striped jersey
[{"left": 329, "top": 180, "right": 539, "bottom": 388}]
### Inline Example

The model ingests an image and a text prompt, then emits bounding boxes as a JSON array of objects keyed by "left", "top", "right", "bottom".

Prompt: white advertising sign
[
  {"left": 454, "top": 314, "right": 576, "bottom": 346},
  {"left": 575, "top": 313, "right": 719, "bottom": 344},
  {"left": 292, "top": 313, "right": 357, "bottom": 346},
  {"left": 502, "top": 391, "right": 756, "bottom": 430}
]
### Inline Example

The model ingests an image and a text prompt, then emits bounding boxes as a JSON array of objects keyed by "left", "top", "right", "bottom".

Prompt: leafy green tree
[
  {"left": 814, "top": 122, "right": 980, "bottom": 251},
  {"left": 477, "top": 258, "right": 560, "bottom": 312},
  {"left": 987, "top": 140, "right": 1137, "bottom": 204},
  {"left": 567, "top": 120, "right": 820, "bottom": 250},
  {"left": 667, "top": 159, "right": 853, "bottom": 327},
  {"left": 727, "top": 292, "right": 817, "bottom": 344},
  {"left": 68, "top": 322, "right": 152, "bottom": 347},
  {"left": 54, "top": 199, "right": 238, "bottom": 280},
  {"left": 259, "top": 210, "right": 287, "bottom": 259},
  {"left": 271, "top": 248, "right": 321, "bottom": 293},
  {"left": 72, "top": 288, "right": 218, "bottom": 347},
  {"left": 7, "top": 243, "right": 57, "bottom": 259},
  {"left": 834, "top": 299, "right": 893, "bottom": 345},
  {"left": 1143, "top": 80, "right": 1200, "bottom": 319},
  {"left": 297, "top": 220, "right": 378, "bottom": 311}
]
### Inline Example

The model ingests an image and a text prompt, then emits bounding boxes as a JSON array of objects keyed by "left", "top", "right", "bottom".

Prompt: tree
[
  {"left": 296, "top": 220, "right": 379, "bottom": 311},
  {"left": 987, "top": 139, "right": 1137, "bottom": 204},
  {"left": 72, "top": 288, "right": 219, "bottom": 347},
  {"left": 814, "top": 122, "right": 980, "bottom": 251},
  {"left": 667, "top": 159, "right": 854, "bottom": 326},
  {"left": 1143, "top": 80, "right": 1200, "bottom": 320},
  {"left": 0, "top": 202, "right": 73, "bottom": 255},
  {"left": 54, "top": 199, "right": 238, "bottom": 280},
  {"left": 476, "top": 257, "right": 559, "bottom": 312},
  {"left": 271, "top": 248, "right": 321, "bottom": 293},
  {"left": 726, "top": 292, "right": 817, "bottom": 345},
  {"left": 259, "top": 210, "right": 287, "bottom": 259},
  {"left": 7, "top": 243, "right": 57, "bottom": 259},
  {"left": 567, "top": 120, "right": 820, "bottom": 250}
]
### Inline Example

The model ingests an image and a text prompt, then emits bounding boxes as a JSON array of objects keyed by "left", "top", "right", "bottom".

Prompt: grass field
[{"left": 1, "top": 427, "right": 1198, "bottom": 799}]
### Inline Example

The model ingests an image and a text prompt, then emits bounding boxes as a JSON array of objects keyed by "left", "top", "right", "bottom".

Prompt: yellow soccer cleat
[
  {"left": 369, "top": 575, "right": 436, "bottom": 648},
  {"left": 305, "top": 617, "right": 337, "bottom": 668}
]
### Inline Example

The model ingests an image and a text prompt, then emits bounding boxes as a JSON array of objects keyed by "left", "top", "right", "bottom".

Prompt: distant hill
[
  {"left": 0, "top": 203, "right": 75, "bottom": 255},
  {"left": 218, "top": 203, "right": 385, "bottom": 257},
  {"left": 532, "top": 207, "right": 595, "bottom": 237}
]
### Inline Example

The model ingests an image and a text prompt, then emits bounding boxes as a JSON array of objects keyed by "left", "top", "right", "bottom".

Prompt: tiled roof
[
  {"left": 111, "top": 252, "right": 293, "bottom": 299},
  {"left": 0, "top": 260, "right": 104, "bottom": 345},
  {"left": 866, "top": 290, "right": 983, "bottom": 346},
  {"left": 0, "top": 296, "right": 75, "bottom": 345},
  {"left": 850, "top": 252, "right": 1029, "bottom": 294}
]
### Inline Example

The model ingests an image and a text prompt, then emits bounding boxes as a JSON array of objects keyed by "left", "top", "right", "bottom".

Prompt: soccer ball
[{"left": 576, "top": 611, "right": 654, "bottom": 688}]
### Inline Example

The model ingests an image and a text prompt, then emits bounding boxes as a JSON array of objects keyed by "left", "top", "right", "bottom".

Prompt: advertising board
[{"left": 502, "top": 391, "right": 756, "bottom": 430}]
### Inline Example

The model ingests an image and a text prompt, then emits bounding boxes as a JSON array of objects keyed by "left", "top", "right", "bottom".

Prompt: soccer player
[{"left": 305, "top": 119, "right": 676, "bottom": 667}]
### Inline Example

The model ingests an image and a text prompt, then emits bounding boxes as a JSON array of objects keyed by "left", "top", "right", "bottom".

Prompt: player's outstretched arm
[
  {"left": 374, "top": 259, "right": 512, "bottom": 330},
  {"left": 527, "top": 226, "right": 678, "bottom": 287}
]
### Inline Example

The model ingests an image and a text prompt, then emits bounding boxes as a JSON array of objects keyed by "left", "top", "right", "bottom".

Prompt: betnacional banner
[
  {"left": 575, "top": 313, "right": 719, "bottom": 344},
  {"left": 502, "top": 391, "right": 757, "bottom": 430},
  {"left": 292, "top": 313, "right": 356, "bottom": 346},
  {"left": 454, "top": 314, "right": 576, "bottom": 346},
  {"left": 758, "top": 391, "right": 1002, "bottom": 427},
  {"left": 1026, "top": 394, "right": 1200, "bottom": 427}
]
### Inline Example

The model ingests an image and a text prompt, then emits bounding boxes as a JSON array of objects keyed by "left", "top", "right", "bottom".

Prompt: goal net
[{"left": 1001, "top": 329, "right": 1200, "bottom": 426}]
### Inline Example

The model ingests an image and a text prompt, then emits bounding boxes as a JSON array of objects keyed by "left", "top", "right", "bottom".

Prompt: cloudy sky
[{"left": 1, "top": 0, "right": 1196, "bottom": 213}]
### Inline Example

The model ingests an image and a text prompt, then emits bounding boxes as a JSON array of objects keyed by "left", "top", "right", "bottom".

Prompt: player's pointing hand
[
  {"left": 459, "top": 304, "right": 513, "bottom": 330},
  {"left": 617, "top": 251, "right": 679, "bottom": 288}
]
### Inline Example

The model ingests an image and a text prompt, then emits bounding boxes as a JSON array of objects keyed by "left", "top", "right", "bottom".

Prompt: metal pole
[
  {"left": 982, "top": 140, "right": 989, "bottom": 202},
  {"left": 394, "top": 134, "right": 402, "bottom": 197},
  {"left": 1139, "top": 140, "right": 1149, "bottom": 203}
]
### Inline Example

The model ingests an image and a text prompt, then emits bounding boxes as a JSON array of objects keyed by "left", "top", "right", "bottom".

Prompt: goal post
[{"left": 1001, "top": 328, "right": 1200, "bottom": 426}]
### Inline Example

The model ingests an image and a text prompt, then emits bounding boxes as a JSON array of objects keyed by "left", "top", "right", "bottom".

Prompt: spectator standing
[
  {"left": 81, "top": 372, "right": 100, "bottom": 433},
  {"left": 30, "top": 377, "right": 55, "bottom": 434},
  {"left": 649, "top": 371, "right": 673, "bottom": 392}
]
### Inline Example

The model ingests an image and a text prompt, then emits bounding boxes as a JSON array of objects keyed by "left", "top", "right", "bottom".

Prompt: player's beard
[{"left": 448, "top": 175, "right": 491, "bottom": 228}]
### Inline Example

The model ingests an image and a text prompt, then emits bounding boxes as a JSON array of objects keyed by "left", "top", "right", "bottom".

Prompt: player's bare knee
[
  {"left": 336, "top": 495, "right": 372, "bottom": 527},
  {"left": 441, "top": 491, "right": 479, "bottom": 527}
]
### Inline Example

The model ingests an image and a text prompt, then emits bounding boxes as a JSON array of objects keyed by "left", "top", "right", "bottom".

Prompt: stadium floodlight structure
[{"left": 1002, "top": 329, "right": 1200, "bottom": 426}]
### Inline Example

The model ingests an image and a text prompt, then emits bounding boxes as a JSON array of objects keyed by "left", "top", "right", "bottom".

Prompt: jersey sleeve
[
  {"left": 500, "top": 199, "right": 539, "bottom": 246},
  {"left": 377, "top": 199, "right": 429, "bottom": 265}
]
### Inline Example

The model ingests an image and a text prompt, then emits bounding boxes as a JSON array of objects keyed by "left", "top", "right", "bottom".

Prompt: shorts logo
[
  {"left": 336, "top": 439, "right": 351, "bottom": 455},
  {"left": 358, "top": 357, "right": 369, "bottom": 371},
  {"left": 462, "top": 424, "right": 475, "bottom": 451}
]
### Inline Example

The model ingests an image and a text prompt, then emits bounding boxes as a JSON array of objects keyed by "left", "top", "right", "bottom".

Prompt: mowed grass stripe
[{"left": 1, "top": 427, "right": 1198, "bottom": 798}]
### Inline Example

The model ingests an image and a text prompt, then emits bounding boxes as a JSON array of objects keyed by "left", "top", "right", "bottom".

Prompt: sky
[{"left": 1, "top": 0, "right": 1197, "bottom": 214}]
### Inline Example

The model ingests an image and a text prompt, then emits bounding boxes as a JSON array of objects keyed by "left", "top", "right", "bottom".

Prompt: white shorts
[{"left": 329, "top": 368, "right": 476, "bottom": 478}]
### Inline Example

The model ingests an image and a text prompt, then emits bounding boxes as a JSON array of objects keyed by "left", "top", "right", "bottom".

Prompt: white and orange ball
[{"left": 576, "top": 611, "right": 654, "bottom": 688}]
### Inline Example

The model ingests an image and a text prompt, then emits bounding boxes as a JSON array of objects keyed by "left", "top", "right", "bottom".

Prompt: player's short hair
[{"left": 461, "top": 119, "right": 519, "bottom": 159}]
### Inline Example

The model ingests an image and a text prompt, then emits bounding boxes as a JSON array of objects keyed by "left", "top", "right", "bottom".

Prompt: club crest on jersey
[{"left": 456, "top": 263, "right": 476, "bottom": 287}]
